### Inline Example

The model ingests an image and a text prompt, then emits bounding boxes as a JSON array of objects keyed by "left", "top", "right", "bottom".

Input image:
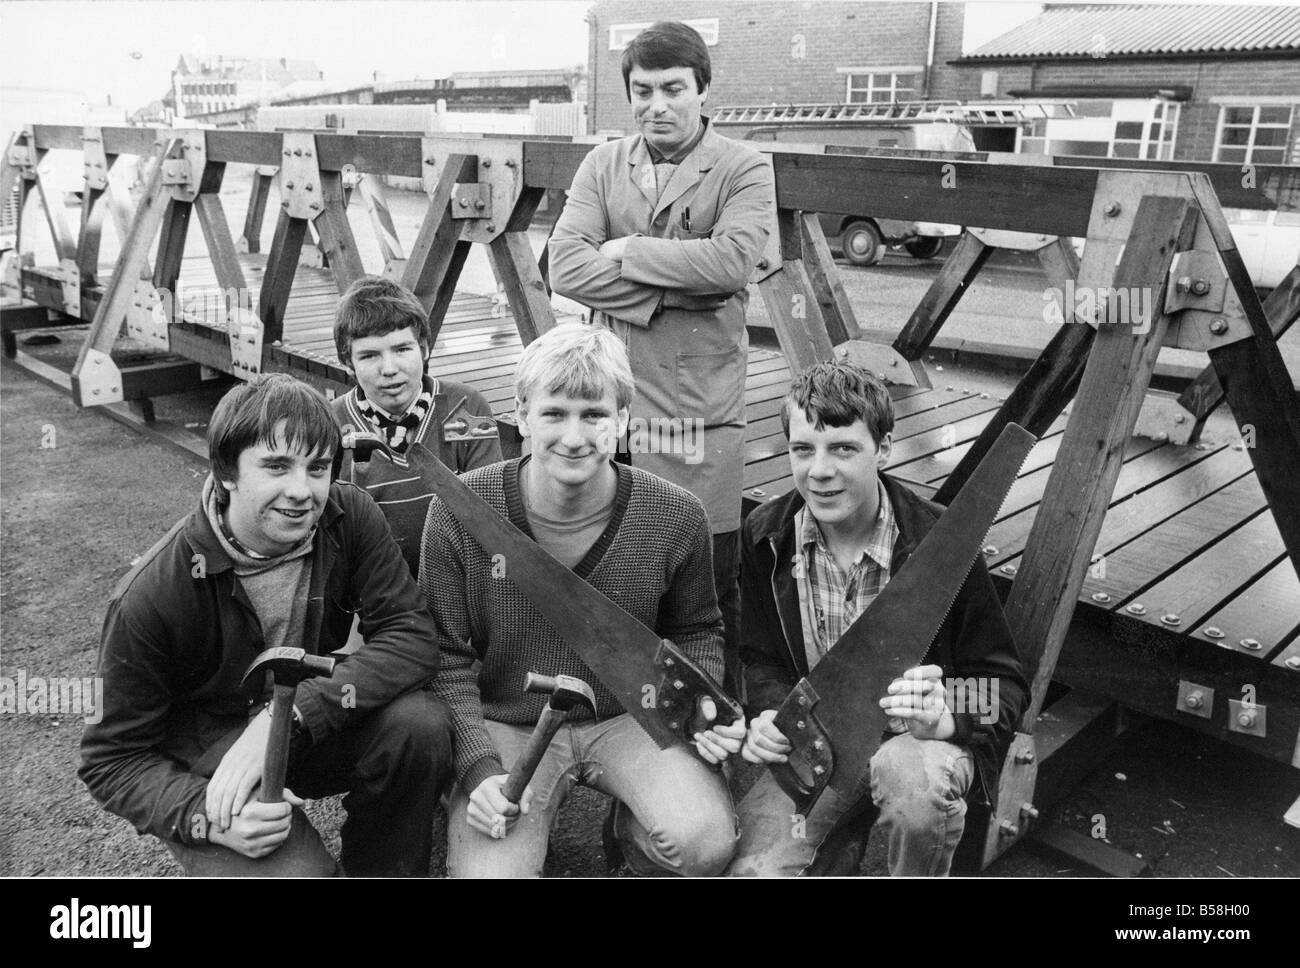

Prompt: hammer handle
[
  {"left": 259, "top": 682, "right": 297, "bottom": 803},
  {"left": 502, "top": 706, "right": 566, "bottom": 804}
]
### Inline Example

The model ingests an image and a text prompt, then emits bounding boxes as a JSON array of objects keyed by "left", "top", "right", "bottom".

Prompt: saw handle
[
  {"left": 654, "top": 640, "right": 744, "bottom": 744},
  {"left": 768, "top": 679, "right": 834, "bottom": 814},
  {"left": 502, "top": 706, "right": 567, "bottom": 804}
]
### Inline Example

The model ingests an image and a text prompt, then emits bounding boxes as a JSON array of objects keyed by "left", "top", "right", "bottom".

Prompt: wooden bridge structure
[{"left": 3, "top": 123, "right": 1299, "bottom": 870}]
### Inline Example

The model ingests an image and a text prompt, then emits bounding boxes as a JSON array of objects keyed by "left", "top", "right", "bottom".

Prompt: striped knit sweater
[{"left": 420, "top": 457, "right": 724, "bottom": 791}]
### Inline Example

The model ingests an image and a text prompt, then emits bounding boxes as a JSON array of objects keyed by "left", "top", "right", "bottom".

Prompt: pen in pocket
[{"left": 681, "top": 207, "right": 692, "bottom": 231}]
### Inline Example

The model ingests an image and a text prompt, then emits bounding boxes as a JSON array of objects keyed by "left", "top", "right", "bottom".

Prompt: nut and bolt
[
  {"left": 1184, "top": 691, "right": 1204, "bottom": 710},
  {"left": 1240, "top": 638, "right": 1261, "bottom": 651},
  {"left": 999, "top": 820, "right": 1020, "bottom": 837},
  {"left": 1202, "top": 626, "right": 1224, "bottom": 640},
  {"left": 1014, "top": 750, "right": 1035, "bottom": 765},
  {"left": 1237, "top": 710, "right": 1257, "bottom": 728},
  {"left": 1127, "top": 603, "right": 1147, "bottom": 616},
  {"left": 1209, "top": 318, "right": 1229, "bottom": 335},
  {"left": 1103, "top": 201, "right": 1121, "bottom": 216}
]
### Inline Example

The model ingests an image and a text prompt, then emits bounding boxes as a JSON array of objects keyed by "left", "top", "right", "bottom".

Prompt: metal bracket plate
[
  {"left": 1227, "top": 698, "right": 1266, "bottom": 738},
  {"left": 59, "top": 258, "right": 80, "bottom": 317},
  {"left": 160, "top": 130, "right": 205, "bottom": 202},
  {"left": 81, "top": 127, "right": 109, "bottom": 191},
  {"left": 227, "top": 306, "right": 264, "bottom": 376},
  {"left": 450, "top": 182, "right": 492, "bottom": 219},
  {"left": 279, "top": 132, "right": 323, "bottom": 220},
  {"left": 125, "top": 280, "right": 169, "bottom": 350},
  {"left": 968, "top": 227, "right": 1057, "bottom": 252},
  {"left": 1164, "top": 249, "right": 1227, "bottom": 314},
  {"left": 1175, "top": 680, "right": 1214, "bottom": 719},
  {"left": 1133, "top": 390, "right": 1199, "bottom": 445},
  {"left": 8, "top": 130, "right": 35, "bottom": 177},
  {"left": 982, "top": 732, "right": 1039, "bottom": 865},
  {"left": 78, "top": 347, "right": 123, "bottom": 406},
  {"left": 420, "top": 136, "right": 522, "bottom": 243},
  {"left": 834, "top": 339, "right": 920, "bottom": 387},
  {"left": 1164, "top": 277, "right": 1253, "bottom": 352}
]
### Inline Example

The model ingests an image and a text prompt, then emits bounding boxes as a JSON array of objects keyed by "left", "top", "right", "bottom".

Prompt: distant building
[
  {"left": 375, "top": 68, "right": 580, "bottom": 111},
  {"left": 949, "top": 3, "right": 1300, "bottom": 164},
  {"left": 584, "top": 1, "right": 966, "bottom": 134},
  {"left": 171, "top": 54, "right": 323, "bottom": 118}
]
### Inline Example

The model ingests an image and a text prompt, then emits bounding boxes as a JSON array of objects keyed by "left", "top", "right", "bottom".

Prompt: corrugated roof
[{"left": 960, "top": 3, "right": 1300, "bottom": 60}]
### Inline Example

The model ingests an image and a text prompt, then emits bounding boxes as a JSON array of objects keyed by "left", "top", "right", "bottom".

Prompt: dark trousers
[
  {"left": 712, "top": 528, "right": 743, "bottom": 704},
  {"left": 168, "top": 690, "right": 453, "bottom": 877}
]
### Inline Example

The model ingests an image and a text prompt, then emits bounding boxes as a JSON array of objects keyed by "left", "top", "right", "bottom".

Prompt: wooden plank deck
[{"left": 17, "top": 254, "right": 1300, "bottom": 763}]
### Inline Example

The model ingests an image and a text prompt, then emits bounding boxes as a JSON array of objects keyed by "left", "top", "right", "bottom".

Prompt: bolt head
[
  {"left": 1209, "top": 318, "right": 1228, "bottom": 335},
  {"left": 1202, "top": 626, "right": 1224, "bottom": 640},
  {"left": 1185, "top": 692, "right": 1203, "bottom": 709},
  {"left": 1127, "top": 603, "right": 1147, "bottom": 616},
  {"left": 481, "top": 158, "right": 492, "bottom": 168},
  {"left": 1285, "top": 656, "right": 1300, "bottom": 670},
  {"left": 1237, "top": 711, "right": 1255, "bottom": 727},
  {"left": 1240, "top": 638, "right": 1261, "bottom": 651},
  {"left": 1103, "top": 201, "right": 1121, "bottom": 216},
  {"left": 1091, "top": 592, "right": 1112, "bottom": 604},
  {"left": 1161, "top": 614, "right": 1181, "bottom": 626},
  {"left": 982, "top": 545, "right": 998, "bottom": 557},
  {"left": 999, "top": 564, "right": 1017, "bottom": 576}
]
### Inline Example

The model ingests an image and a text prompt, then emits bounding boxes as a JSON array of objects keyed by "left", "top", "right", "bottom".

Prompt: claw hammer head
[
  {"left": 523, "top": 672, "right": 596, "bottom": 715},
  {"left": 241, "top": 646, "right": 336, "bottom": 691}
]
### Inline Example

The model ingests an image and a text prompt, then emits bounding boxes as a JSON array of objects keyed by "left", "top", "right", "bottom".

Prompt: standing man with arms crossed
[
  {"left": 548, "top": 20, "right": 775, "bottom": 699},
  {"left": 80, "top": 374, "right": 453, "bottom": 876}
]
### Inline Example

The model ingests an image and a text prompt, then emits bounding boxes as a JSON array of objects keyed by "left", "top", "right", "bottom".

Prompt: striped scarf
[{"left": 354, "top": 382, "right": 434, "bottom": 454}]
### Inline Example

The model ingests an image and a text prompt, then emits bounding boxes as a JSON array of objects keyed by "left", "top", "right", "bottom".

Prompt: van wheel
[
  {"left": 841, "top": 220, "right": 885, "bottom": 266},
  {"left": 905, "top": 236, "right": 946, "bottom": 260}
]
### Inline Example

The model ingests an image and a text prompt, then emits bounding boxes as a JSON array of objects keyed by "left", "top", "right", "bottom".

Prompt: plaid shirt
[{"left": 793, "top": 481, "right": 899, "bottom": 669}]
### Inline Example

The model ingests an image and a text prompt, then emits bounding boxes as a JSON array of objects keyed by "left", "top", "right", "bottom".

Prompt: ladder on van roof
[{"left": 710, "top": 100, "right": 1078, "bottom": 127}]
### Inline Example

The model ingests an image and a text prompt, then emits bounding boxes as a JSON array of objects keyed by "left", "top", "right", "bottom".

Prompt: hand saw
[
  {"left": 386, "top": 433, "right": 743, "bottom": 751},
  {"left": 769, "top": 422, "right": 1035, "bottom": 813}
]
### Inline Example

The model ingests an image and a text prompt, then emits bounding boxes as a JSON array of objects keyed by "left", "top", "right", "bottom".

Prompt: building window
[
  {"left": 843, "top": 70, "right": 918, "bottom": 104},
  {"left": 609, "top": 18, "right": 719, "bottom": 50},
  {"left": 1018, "top": 99, "right": 1179, "bottom": 161},
  {"left": 1215, "top": 104, "right": 1293, "bottom": 165}
]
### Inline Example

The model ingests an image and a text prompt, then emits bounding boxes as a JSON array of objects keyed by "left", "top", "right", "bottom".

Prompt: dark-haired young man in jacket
[
  {"left": 80, "top": 374, "right": 452, "bottom": 876},
  {"left": 728, "top": 362, "right": 1027, "bottom": 877}
]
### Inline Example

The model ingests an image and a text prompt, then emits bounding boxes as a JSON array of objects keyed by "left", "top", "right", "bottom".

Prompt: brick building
[
  {"left": 171, "top": 54, "right": 323, "bottom": 118},
  {"left": 950, "top": 3, "right": 1300, "bottom": 164},
  {"left": 585, "top": 1, "right": 966, "bottom": 134}
]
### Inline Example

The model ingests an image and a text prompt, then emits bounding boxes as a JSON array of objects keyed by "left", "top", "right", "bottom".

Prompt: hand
[
  {"left": 598, "top": 237, "right": 629, "bottom": 262},
  {"left": 692, "top": 697, "right": 746, "bottom": 765},
  {"left": 661, "top": 290, "right": 730, "bottom": 313},
  {"left": 467, "top": 774, "right": 534, "bottom": 840},
  {"left": 206, "top": 787, "right": 304, "bottom": 859},
  {"left": 879, "top": 664, "right": 956, "bottom": 741},
  {"left": 206, "top": 708, "right": 271, "bottom": 833},
  {"left": 741, "top": 708, "right": 793, "bottom": 764}
]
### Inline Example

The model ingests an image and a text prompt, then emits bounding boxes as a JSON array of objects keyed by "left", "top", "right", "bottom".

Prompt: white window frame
[
  {"left": 609, "top": 19, "right": 719, "bottom": 50},
  {"left": 1213, "top": 103, "right": 1295, "bottom": 165},
  {"left": 837, "top": 66, "right": 922, "bottom": 104}
]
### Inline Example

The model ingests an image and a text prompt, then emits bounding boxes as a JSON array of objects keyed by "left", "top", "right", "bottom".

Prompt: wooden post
[
  {"left": 756, "top": 208, "right": 835, "bottom": 373},
  {"left": 798, "top": 212, "right": 861, "bottom": 346},
  {"left": 315, "top": 170, "right": 365, "bottom": 293},
  {"left": 31, "top": 147, "right": 76, "bottom": 262},
  {"left": 193, "top": 162, "right": 249, "bottom": 315},
  {"left": 239, "top": 167, "right": 274, "bottom": 254},
  {"left": 892, "top": 230, "right": 993, "bottom": 361},
  {"left": 401, "top": 153, "right": 475, "bottom": 323},
  {"left": 257, "top": 207, "right": 308, "bottom": 344},
  {"left": 487, "top": 185, "right": 555, "bottom": 345},
  {"left": 981, "top": 194, "right": 1198, "bottom": 867},
  {"left": 71, "top": 138, "right": 176, "bottom": 377}
]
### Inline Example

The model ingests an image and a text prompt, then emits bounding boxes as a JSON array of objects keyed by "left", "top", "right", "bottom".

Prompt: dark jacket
[
  {"left": 740, "top": 473, "right": 1028, "bottom": 804},
  {"left": 79, "top": 482, "right": 443, "bottom": 844}
]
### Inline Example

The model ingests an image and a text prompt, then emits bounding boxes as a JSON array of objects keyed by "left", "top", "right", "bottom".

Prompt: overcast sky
[{"left": 0, "top": 0, "right": 1044, "bottom": 112}]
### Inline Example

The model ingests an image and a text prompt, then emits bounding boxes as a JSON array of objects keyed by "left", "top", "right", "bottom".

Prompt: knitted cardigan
[{"left": 419, "top": 457, "right": 724, "bottom": 791}]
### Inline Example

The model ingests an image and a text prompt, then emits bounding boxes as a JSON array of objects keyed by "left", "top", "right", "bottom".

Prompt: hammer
[
  {"left": 501, "top": 673, "right": 596, "bottom": 805},
  {"left": 241, "top": 647, "right": 336, "bottom": 803}
]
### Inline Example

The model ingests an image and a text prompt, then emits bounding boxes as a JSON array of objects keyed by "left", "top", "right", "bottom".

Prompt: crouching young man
[
  {"left": 420, "top": 322, "right": 745, "bottom": 877},
  {"left": 80, "top": 374, "right": 453, "bottom": 876},
  {"left": 331, "top": 275, "right": 502, "bottom": 576},
  {"left": 728, "top": 362, "right": 1028, "bottom": 876}
]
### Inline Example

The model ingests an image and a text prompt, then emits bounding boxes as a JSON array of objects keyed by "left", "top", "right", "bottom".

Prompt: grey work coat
[{"left": 548, "top": 121, "right": 775, "bottom": 533}]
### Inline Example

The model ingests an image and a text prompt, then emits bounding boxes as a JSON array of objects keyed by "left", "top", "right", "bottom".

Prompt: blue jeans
[
  {"left": 728, "top": 732, "right": 974, "bottom": 876},
  {"left": 447, "top": 714, "right": 737, "bottom": 877}
]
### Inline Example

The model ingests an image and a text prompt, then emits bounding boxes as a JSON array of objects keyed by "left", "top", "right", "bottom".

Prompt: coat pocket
[{"left": 674, "top": 346, "right": 745, "bottom": 424}]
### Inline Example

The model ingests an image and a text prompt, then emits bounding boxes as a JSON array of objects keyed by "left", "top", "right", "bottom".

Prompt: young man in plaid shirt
[{"left": 729, "top": 362, "right": 1027, "bottom": 876}]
